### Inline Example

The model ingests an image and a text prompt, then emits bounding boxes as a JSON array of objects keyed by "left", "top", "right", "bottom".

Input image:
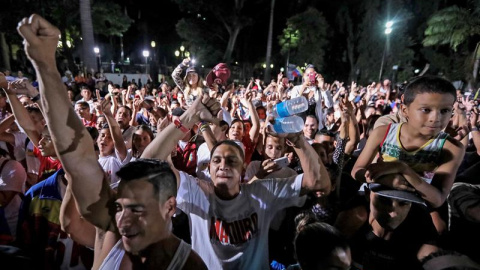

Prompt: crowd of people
[{"left": 0, "top": 14, "right": 479, "bottom": 270}]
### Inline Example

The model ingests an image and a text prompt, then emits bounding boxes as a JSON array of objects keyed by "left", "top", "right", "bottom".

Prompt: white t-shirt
[
  {"left": 244, "top": 160, "right": 298, "bottom": 182},
  {"left": 0, "top": 157, "right": 26, "bottom": 238},
  {"left": 177, "top": 171, "right": 305, "bottom": 269},
  {"left": 196, "top": 142, "right": 211, "bottom": 181},
  {"left": 98, "top": 150, "right": 131, "bottom": 184}
]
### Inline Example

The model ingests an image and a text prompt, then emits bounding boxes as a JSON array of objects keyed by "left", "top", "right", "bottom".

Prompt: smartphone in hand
[{"left": 273, "top": 157, "right": 289, "bottom": 168}]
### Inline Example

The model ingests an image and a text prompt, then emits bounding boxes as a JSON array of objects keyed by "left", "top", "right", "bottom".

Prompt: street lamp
[
  {"left": 379, "top": 21, "right": 393, "bottom": 81},
  {"left": 175, "top": 45, "right": 190, "bottom": 59},
  {"left": 143, "top": 50, "right": 150, "bottom": 74},
  {"left": 93, "top": 47, "right": 100, "bottom": 71}
]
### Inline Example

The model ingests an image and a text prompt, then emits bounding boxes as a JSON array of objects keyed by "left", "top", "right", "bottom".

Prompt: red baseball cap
[{"left": 206, "top": 63, "right": 230, "bottom": 88}]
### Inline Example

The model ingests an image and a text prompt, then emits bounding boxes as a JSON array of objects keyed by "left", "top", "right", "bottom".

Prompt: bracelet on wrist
[{"left": 173, "top": 119, "right": 190, "bottom": 133}]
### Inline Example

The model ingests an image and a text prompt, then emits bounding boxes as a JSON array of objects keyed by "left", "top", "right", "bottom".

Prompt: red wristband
[{"left": 174, "top": 119, "right": 190, "bottom": 133}]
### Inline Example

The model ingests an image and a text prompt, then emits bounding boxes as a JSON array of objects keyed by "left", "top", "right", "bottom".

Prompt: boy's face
[{"left": 402, "top": 92, "right": 454, "bottom": 138}]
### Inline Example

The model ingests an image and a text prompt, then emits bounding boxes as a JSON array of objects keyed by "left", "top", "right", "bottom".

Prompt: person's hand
[
  {"left": 277, "top": 72, "right": 283, "bottom": 82},
  {"left": 186, "top": 92, "right": 221, "bottom": 125},
  {"left": 6, "top": 79, "right": 39, "bottom": 97},
  {"left": 316, "top": 74, "right": 325, "bottom": 89},
  {"left": 242, "top": 89, "right": 254, "bottom": 104},
  {"left": 462, "top": 96, "right": 475, "bottom": 112},
  {"left": 94, "top": 101, "right": 102, "bottom": 114},
  {"left": 133, "top": 98, "right": 142, "bottom": 111},
  {"left": 470, "top": 107, "right": 479, "bottom": 128},
  {"left": 182, "top": 58, "right": 190, "bottom": 66},
  {"left": 17, "top": 14, "right": 60, "bottom": 66},
  {"left": 365, "top": 161, "right": 415, "bottom": 192},
  {"left": 100, "top": 96, "right": 113, "bottom": 116},
  {"left": 255, "top": 159, "right": 281, "bottom": 179},
  {"left": 0, "top": 73, "right": 7, "bottom": 90}
]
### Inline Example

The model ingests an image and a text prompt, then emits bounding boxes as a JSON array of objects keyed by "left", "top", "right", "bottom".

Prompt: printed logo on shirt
[{"left": 209, "top": 213, "right": 258, "bottom": 245}]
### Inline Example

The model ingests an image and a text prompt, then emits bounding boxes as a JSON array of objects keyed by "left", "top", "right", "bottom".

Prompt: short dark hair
[
  {"left": 171, "top": 107, "right": 185, "bottom": 117},
  {"left": 403, "top": 76, "right": 456, "bottom": 106},
  {"left": 210, "top": 140, "right": 245, "bottom": 163},
  {"left": 116, "top": 159, "right": 177, "bottom": 202},
  {"left": 294, "top": 222, "right": 350, "bottom": 270},
  {"left": 306, "top": 115, "right": 319, "bottom": 125},
  {"left": 76, "top": 101, "right": 90, "bottom": 109},
  {"left": 117, "top": 105, "right": 132, "bottom": 117},
  {"left": 231, "top": 118, "right": 245, "bottom": 129}
]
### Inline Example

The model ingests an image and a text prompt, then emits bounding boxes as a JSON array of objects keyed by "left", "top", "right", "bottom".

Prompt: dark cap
[{"left": 368, "top": 183, "right": 426, "bottom": 206}]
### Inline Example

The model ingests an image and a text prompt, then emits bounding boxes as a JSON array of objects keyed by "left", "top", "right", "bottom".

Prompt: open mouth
[{"left": 121, "top": 232, "right": 140, "bottom": 239}]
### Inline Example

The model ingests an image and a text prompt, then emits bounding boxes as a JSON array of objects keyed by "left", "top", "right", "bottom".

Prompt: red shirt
[
  {"left": 33, "top": 147, "right": 62, "bottom": 182},
  {"left": 82, "top": 113, "right": 97, "bottom": 127}
]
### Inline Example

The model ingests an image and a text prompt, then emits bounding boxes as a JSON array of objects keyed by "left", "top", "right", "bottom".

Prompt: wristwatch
[{"left": 174, "top": 119, "right": 190, "bottom": 133}]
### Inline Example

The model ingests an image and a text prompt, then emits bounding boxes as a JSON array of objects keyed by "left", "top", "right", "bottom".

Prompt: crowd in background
[{"left": 1, "top": 15, "right": 480, "bottom": 270}]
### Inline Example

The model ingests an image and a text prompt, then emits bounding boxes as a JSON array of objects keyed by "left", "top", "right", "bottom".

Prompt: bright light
[
  {"left": 235, "top": 61, "right": 239, "bottom": 65},
  {"left": 185, "top": 51, "right": 190, "bottom": 57},
  {"left": 270, "top": 64, "right": 274, "bottom": 68},
  {"left": 385, "top": 28, "right": 392, "bottom": 34},
  {"left": 180, "top": 46, "right": 185, "bottom": 52},
  {"left": 191, "top": 59, "right": 196, "bottom": 64},
  {"left": 280, "top": 67, "right": 285, "bottom": 72},
  {"left": 201, "top": 65, "right": 204, "bottom": 68},
  {"left": 66, "top": 40, "right": 72, "bottom": 48},
  {"left": 94, "top": 47, "right": 100, "bottom": 54},
  {"left": 386, "top": 21, "right": 394, "bottom": 28},
  {"left": 143, "top": 50, "right": 150, "bottom": 58},
  {"left": 175, "top": 50, "right": 180, "bottom": 57},
  {"left": 262, "top": 64, "right": 267, "bottom": 69},
  {"left": 414, "top": 69, "right": 420, "bottom": 74},
  {"left": 151, "top": 41, "right": 156, "bottom": 48}
]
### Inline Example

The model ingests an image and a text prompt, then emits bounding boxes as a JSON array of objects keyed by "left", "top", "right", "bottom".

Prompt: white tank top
[{"left": 99, "top": 239, "right": 191, "bottom": 270}]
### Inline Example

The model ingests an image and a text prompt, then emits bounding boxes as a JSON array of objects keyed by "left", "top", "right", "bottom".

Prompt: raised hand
[
  {"left": 255, "top": 159, "right": 281, "bottom": 179},
  {"left": 17, "top": 14, "right": 60, "bottom": 66},
  {"left": 6, "top": 79, "right": 39, "bottom": 97},
  {"left": 100, "top": 96, "right": 113, "bottom": 116}
]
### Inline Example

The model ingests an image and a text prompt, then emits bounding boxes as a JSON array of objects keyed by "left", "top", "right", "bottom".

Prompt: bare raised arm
[
  {"left": 17, "top": 14, "right": 113, "bottom": 231},
  {"left": 4, "top": 81, "right": 42, "bottom": 145},
  {"left": 101, "top": 96, "right": 127, "bottom": 161},
  {"left": 142, "top": 93, "right": 221, "bottom": 186}
]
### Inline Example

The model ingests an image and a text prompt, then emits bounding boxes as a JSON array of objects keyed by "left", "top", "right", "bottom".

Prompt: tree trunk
[
  {"left": 223, "top": 27, "right": 240, "bottom": 64},
  {"left": 0, "top": 32, "right": 10, "bottom": 71},
  {"left": 264, "top": 0, "right": 276, "bottom": 82},
  {"left": 79, "top": 0, "right": 97, "bottom": 73}
]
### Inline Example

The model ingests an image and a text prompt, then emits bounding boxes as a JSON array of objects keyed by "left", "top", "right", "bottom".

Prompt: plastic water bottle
[
  {"left": 272, "top": 96, "right": 309, "bottom": 117},
  {"left": 271, "top": 115, "right": 304, "bottom": 134}
]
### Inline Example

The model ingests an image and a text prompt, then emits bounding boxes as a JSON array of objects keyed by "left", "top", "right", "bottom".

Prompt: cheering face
[
  {"left": 38, "top": 125, "right": 56, "bottom": 157},
  {"left": 133, "top": 129, "right": 152, "bottom": 156},
  {"left": 75, "top": 104, "right": 90, "bottom": 119},
  {"left": 115, "top": 180, "right": 172, "bottom": 255},
  {"left": 228, "top": 121, "right": 244, "bottom": 141},
  {"left": 209, "top": 144, "right": 244, "bottom": 192},
  {"left": 303, "top": 116, "right": 318, "bottom": 139},
  {"left": 187, "top": 72, "right": 199, "bottom": 86},
  {"left": 116, "top": 107, "right": 132, "bottom": 129},
  {"left": 97, "top": 128, "right": 114, "bottom": 156}
]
